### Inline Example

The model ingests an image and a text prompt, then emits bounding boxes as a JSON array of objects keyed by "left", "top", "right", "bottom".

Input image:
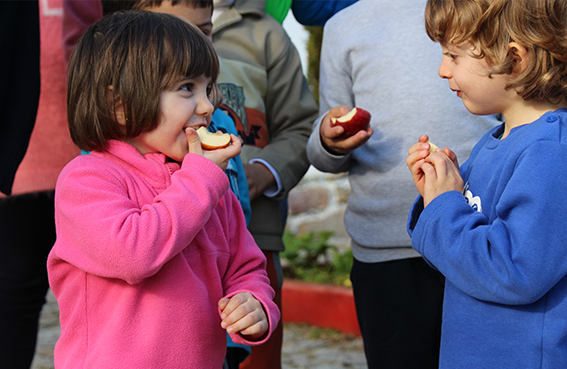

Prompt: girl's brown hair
[
  {"left": 101, "top": 0, "right": 213, "bottom": 17},
  {"left": 425, "top": 0, "right": 567, "bottom": 103},
  {"left": 67, "top": 10, "right": 220, "bottom": 151}
]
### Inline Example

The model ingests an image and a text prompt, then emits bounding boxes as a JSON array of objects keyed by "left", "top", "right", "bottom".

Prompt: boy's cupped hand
[
  {"left": 406, "top": 135, "right": 463, "bottom": 207},
  {"left": 218, "top": 292, "right": 269, "bottom": 341}
]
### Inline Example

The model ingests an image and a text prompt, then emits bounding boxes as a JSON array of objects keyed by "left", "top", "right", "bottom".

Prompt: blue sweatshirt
[{"left": 408, "top": 109, "right": 567, "bottom": 368}]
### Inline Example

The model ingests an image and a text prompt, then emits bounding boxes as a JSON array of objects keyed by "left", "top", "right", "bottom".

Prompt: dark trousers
[
  {"left": 351, "top": 257, "right": 444, "bottom": 369},
  {"left": 0, "top": 191, "right": 56, "bottom": 368}
]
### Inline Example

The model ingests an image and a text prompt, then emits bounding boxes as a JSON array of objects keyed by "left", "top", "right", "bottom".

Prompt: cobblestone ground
[{"left": 32, "top": 290, "right": 366, "bottom": 369}]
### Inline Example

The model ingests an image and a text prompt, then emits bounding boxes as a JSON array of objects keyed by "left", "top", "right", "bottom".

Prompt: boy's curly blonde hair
[{"left": 425, "top": 0, "right": 567, "bottom": 103}]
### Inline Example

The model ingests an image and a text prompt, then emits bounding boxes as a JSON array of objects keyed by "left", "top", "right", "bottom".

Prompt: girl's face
[
  {"left": 438, "top": 42, "right": 515, "bottom": 116},
  {"left": 127, "top": 75, "right": 214, "bottom": 162}
]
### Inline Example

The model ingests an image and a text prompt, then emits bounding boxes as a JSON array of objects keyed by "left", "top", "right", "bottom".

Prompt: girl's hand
[
  {"left": 320, "top": 106, "right": 373, "bottom": 155},
  {"left": 407, "top": 135, "right": 463, "bottom": 207},
  {"left": 218, "top": 292, "right": 269, "bottom": 341},
  {"left": 185, "top": 128, "right": 241, "bottom": 171}
]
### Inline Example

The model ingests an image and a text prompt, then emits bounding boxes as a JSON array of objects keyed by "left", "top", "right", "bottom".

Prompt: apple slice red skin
[
  {"left": 330, "top": 108, "right": 372, "bottom": 138},
  {"left": 196, "top": 127, "right": 231, "bottom": 150}
]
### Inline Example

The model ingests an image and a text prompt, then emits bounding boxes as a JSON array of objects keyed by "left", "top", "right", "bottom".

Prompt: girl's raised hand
[
  {"left": 185, "top": 128, "right": 241, "bottom": 171},
  {"left": 218, "top": 292, "right": 269, "bottom": 341}
]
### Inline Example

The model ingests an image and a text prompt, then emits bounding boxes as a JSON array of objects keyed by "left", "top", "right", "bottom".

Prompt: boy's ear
[
  {"left": 508, "top": 42, "right": 528, "bottom": 76},
  {"left": 108, "top": 85, "right": 127, "bottom": 126}
]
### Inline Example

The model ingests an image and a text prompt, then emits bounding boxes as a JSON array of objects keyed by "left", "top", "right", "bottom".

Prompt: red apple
[
  {"left": 330, "top": 107, "right": 371, "bottom": 137},
  {"left": 196, "top": 126, "right": 231, "bottom": 150}
]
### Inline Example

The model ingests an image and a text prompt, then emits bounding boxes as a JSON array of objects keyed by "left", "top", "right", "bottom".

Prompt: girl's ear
[
  {"left": 508, "top": 42, "right": 528, "bottom": 76},
  {"left": 108, "top": 85, "right": 127, "bottom": 126}
]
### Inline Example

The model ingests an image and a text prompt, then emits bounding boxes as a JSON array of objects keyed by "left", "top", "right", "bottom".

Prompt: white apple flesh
[
  {"left": 427, "top": 141, "right": 439, "bottom": 153},
  {"left": 196, "top": 126, "right": 231, "bottom": 150},
  {"left": 330, "top": 107, "right": 371, "bottom": 137}
]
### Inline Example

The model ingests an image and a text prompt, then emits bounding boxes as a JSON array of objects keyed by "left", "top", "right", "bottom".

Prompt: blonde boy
[{"left": 407, "top": 0, "right": 567, "bottom": 367}]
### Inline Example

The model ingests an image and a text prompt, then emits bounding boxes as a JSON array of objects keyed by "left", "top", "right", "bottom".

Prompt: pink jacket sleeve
[
  {"left": 54, "top": 154, "right": 229, "bottom": 284},
  {"left": 218, "top": 191, "right": 280, "bottom": 345}
]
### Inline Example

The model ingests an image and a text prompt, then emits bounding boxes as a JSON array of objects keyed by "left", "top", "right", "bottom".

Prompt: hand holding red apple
[
  {"left": 320, "top": 106, "right": 373, "bottom": 155},
  {"left": 185, "top": 127, "right": 241, "bottom": 171},
  {"left": 330, "top": 107, "right": 372, "bottom": 137}
]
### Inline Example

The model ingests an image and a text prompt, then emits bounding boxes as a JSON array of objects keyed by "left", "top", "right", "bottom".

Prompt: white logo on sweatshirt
[{"left": 464, "top": 183, "right": 482, "bottom": 213}]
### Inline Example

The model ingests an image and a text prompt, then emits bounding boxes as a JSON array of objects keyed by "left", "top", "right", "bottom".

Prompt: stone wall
[{"left": 286, "top": 166, "right": 351, "bottom": 250}]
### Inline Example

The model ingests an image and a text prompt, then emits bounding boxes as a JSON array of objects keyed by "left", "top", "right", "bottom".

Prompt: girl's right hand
[{"left": 185, "top": 128, "right": 242, "bottom": 171}]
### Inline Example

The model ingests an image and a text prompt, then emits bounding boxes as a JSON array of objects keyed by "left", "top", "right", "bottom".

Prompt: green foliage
[
  {"left": 281, "top": 231, "right": 353, "bottom": 287},
  {"left": 305, "top": 26, "right": 323, "bottom": 105}
]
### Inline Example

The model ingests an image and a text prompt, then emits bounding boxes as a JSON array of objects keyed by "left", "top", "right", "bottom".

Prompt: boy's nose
[{"left": 438, "top": 59, "right": 452, "bottom": 79}]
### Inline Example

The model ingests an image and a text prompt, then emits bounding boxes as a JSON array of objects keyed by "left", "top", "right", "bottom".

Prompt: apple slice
[
  {"left": 427, "top": 141, "right": 439, "bottom": 153},
  {"left": 196, "top": 126, "right": 231, "bottom": 150},
  {"left": 330, "top": 107, "right": 371, "bottom": 137}
]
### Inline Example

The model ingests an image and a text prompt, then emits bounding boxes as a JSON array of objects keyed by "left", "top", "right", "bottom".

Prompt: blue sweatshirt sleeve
[{"left": 410, "top": 141, "right": 567, "bottom": 305}]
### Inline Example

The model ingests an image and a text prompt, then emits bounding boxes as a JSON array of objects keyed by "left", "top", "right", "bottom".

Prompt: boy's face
[
  {"left": 127, "top": 75, "right": 214, "bottom": 161},
  {"left": 142, "top": 2, "right": 213, "bottom": 40},
  {"left": 438, "top": 42, "right": 514, "bottom": 116}
]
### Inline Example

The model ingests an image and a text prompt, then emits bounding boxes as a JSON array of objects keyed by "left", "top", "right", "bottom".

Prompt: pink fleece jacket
[{"left": 47, "top": 141, "right": 279, "bottom": 368}]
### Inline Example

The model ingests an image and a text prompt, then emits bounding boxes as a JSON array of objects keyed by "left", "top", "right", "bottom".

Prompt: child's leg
[
  {"left": 0, "top": 191, "right": 55, "bottom": 368},
  {"left": 351, "top": 257, "right": 444, "bottom": 369}
]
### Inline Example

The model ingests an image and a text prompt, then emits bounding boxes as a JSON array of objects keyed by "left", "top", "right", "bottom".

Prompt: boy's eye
[{"left": 443, "top": 51, "right": 458, "bottom": 60}]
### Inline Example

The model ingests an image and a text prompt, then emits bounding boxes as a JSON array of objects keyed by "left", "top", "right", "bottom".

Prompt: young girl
[
  {"left": 47, "top": 10, "right": 279, "bottom": 368},
  {"left": 406, "top": 0, "right": 567, "bottom": 368}
]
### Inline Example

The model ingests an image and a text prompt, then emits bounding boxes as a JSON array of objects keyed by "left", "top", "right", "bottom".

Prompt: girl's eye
[{"left": 180, "top": 83, "right": 193, "bottom": 92}]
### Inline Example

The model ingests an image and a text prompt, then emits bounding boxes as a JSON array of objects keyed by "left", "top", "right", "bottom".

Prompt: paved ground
[{"left": 31, "top": 290, "right": 367, "bottom": 369}]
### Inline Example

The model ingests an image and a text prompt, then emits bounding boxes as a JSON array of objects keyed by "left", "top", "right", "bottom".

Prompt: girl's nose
[{"left": 197, "top": 94, "right": 214, "bottom": 117}]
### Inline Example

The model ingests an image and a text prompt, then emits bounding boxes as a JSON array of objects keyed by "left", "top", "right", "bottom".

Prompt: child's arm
[
  {"left": 216, "top": 192, "right": 280, "bottom": 345},
  {"left": 410, "top": 140, "right": 567, "bottom": 305},
  {"left": 52, "top": 153, "right": 230, "bottom": 284},
  {"left": 319, "top": 106, "right": 374, "bottom": 156},
  {"left": 218, "top": 293, "right": 268, "bottom": 341},
  {"left": 407, "top": 135, "right": 462, "bottom": 207}
]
